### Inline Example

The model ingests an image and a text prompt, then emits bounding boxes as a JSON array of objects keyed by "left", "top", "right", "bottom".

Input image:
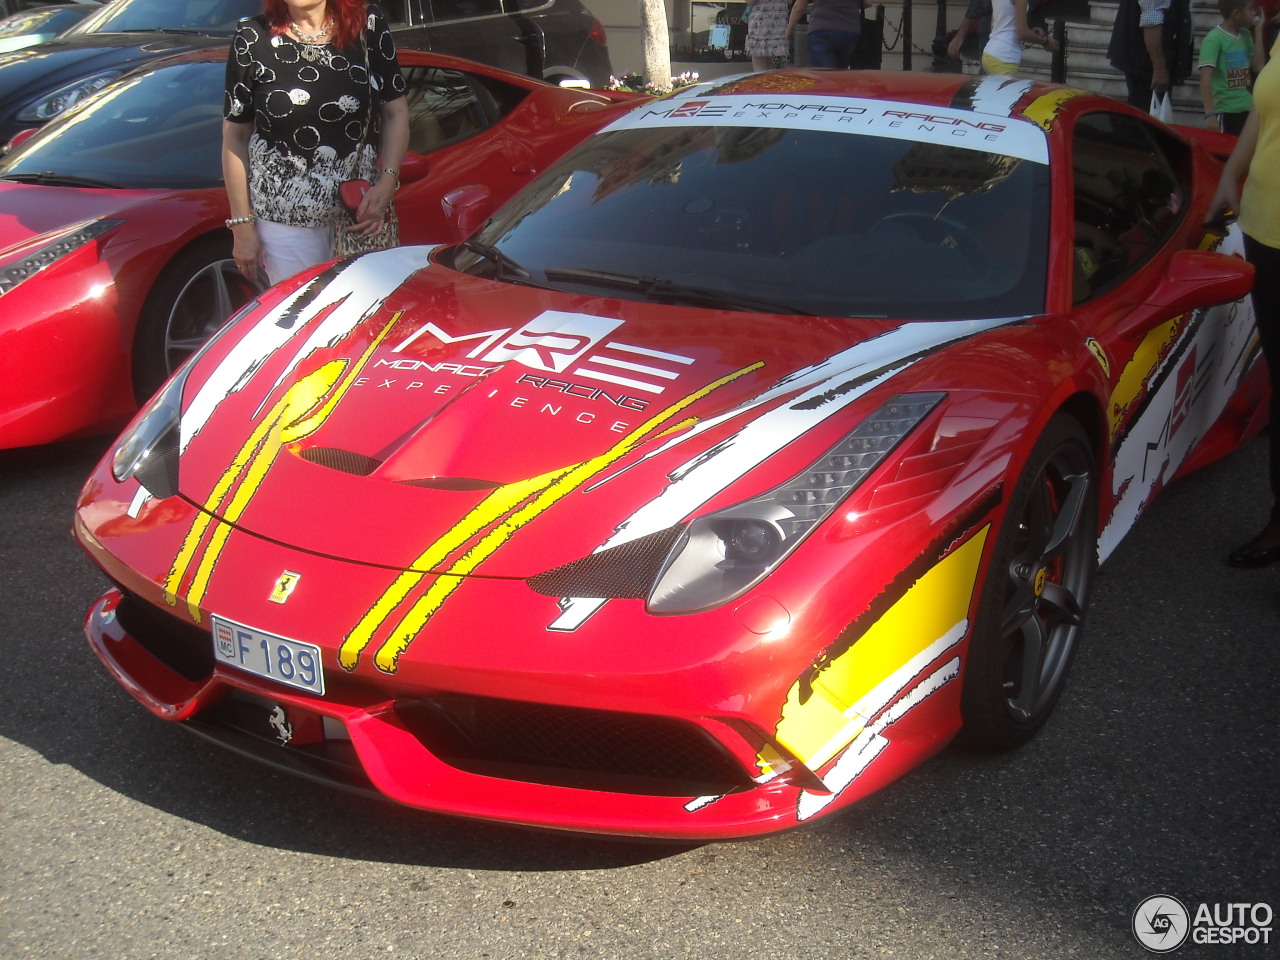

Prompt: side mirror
[
  {"left": 441, "top": 185, "right": 493, "bottom": 243},
  {"left": 1146, "top": 249, "right": 1255, "bottom": 314}
]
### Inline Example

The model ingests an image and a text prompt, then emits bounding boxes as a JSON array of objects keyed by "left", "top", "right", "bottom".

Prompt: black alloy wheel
[{"left": 960, "top": 414, "right": 1097, "bottom": 750}]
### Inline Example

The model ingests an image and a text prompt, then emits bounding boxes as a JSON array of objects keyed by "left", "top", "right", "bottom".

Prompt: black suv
[
  {"left": 0, "top": 0, "right": 612, "bottom": 141},
  {"left": 384, "top": 0, "right": 611, "bottom": 89}
]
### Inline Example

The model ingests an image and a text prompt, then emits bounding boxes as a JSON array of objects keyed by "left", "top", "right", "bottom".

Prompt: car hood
[
  {"left": 168, "top": 247, "right": 1020, "bottom": 578},
  {"left": 0, "top": 33, "right": 223, "bottom": 111}
]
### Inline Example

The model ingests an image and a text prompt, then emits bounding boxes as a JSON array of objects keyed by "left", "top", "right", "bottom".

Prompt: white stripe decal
[{"left": 179, "top": 246, "right": 430, "bottom": 451}]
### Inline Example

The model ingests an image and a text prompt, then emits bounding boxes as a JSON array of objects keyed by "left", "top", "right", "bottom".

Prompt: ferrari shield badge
[{"left": 269, "top": 571, "right": 301, "bottom": 605}]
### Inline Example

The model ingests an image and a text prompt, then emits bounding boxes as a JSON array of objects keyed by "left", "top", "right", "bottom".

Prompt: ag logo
[{"left": 1134, "top": 895, "right": 1190, "bottom": 952}]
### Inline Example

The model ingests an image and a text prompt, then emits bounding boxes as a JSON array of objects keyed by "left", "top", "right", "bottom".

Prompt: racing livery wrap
[{"left": 75, "top": 70, "right": 1264, "bottom": 839}]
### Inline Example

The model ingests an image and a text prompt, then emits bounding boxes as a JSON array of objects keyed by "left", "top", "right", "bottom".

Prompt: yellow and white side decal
[
  {"left": 770, "top": 524, "right": 990, "bottom": 817},
  {"left": 1020, "top": 88, "right": 1089, "bottom": 132},
  {"left": 1107, "top": 314, "right": 1186, "bottom": 443}
]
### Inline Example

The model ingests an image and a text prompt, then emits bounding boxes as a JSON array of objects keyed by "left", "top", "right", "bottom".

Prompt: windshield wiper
[
  {"left": 542, "top": 267, "right": 802, "bottom": 314},
  {"left": 460, "top": 239, "right": 536, "bottom": 284},
  {"left": 1, "top": 172, "right": 121, "bottom": 189}
]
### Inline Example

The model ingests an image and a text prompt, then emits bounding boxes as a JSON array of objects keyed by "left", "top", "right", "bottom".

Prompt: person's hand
[
  {"left": 352, "top": 178, "right": 396, "bottom": 237},
  {"left": 947, "top": 34, "right": 963, "bottom": 58},
  {"left": 1152, "top": 64, "right": 1171, "bottom": 97},
  {"left": 1204, "top": 175, "right": 1240, "bottom": 227},
  {"left": 1028, "top": 27, "right": 1058, "bottom": 52},
  {"left": 231, "top": 223, "right": 261, "bottom": 283},
  {"left": 1205, "top": 114, "right": 1221, "bottom": 131}
]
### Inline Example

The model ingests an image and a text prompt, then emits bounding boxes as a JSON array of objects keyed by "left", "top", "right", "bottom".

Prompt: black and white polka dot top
[{"left": 223, "top": 7, "right": 406, "bottom": 228}]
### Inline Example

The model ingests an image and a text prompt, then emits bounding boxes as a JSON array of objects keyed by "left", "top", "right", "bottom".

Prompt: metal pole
[
  {"left": 1051, "top": 19, "right": 1067, "bottom": 84},
  {"left": 902, "top": 0, "right": 912, "bottom": 71}
]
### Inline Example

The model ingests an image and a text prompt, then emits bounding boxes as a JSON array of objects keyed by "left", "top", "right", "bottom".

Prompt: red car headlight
[
  {"left": 529, "top": 393, "right": 946, "bottom": 614},
  {"left": 647, "top": 392, "right": 946, "bottom": 613},
  {"left": 0, "top": 219, "right": 122, "bottom": 296}
]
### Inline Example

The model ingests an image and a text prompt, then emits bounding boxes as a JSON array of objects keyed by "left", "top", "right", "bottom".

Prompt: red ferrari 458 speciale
[{"left": 74, "top": 70, "right": 1265, "bottom": 839}]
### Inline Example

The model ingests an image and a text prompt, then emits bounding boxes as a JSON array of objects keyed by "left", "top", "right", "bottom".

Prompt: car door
[
  {"left": 1068, "top": 108, "right": 1258, "bottom": 557},
  {"left": 396, "top": 63, "right": 539, "bottom": 242}
]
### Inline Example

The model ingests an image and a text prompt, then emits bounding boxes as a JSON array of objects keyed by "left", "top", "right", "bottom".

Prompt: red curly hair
[{"left": 261, "top": 0, "right": 367, "bottom": 49}]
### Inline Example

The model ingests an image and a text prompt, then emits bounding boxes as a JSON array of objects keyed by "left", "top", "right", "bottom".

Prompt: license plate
[{"left": 211, "top": 616, "right": 325, "bottom": 695}]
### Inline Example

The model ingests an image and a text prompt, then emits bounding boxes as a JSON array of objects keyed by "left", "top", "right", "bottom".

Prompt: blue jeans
[{"left": 807, "top": 28, "right": 860, "bottom": 68}]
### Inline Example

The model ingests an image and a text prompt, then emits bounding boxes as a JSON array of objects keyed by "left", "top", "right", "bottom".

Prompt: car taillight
[{"left": 589, "top": 17, "right": 607, "bottom": 45}]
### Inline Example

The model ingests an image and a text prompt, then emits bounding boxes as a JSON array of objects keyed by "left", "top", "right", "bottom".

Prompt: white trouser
[{"left": 256, "top": 219, "right": 332, "bottom": 285}]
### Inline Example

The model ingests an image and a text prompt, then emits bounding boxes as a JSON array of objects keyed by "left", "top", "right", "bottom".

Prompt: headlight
[
  {"left": 647, "top": 393, "right": 946, "bottom": 614},
  {"left": 0, "top": 219, "right": 123, "bottom": 296},
  {"left": 17, "top": 70, "right": 122, "bottom": 122},
  {"left": 112, "top": 364, "right": 188, "bottom": 498},
  {"left": 109, "top": 294, "right": 264, "bottom": 498}
]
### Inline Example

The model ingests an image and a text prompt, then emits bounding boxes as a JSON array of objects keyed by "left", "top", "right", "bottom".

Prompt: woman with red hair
[{"left": 222, "top": 1, "right": 409, "bottom": 284}]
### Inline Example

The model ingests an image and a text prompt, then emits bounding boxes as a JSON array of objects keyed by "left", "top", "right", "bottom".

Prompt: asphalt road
[{"left": 1, "top": 432, "right": 1276, "bottom": 960}]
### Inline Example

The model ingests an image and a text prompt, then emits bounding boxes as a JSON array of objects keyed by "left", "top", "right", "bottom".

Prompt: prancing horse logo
[{"left": 268, "top": 705, "right": 293, "bottom": 745}]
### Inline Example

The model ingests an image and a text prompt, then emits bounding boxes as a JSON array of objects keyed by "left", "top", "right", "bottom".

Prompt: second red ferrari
[{"left": 0, "top": 47, "right": 639, "bottom": 449}]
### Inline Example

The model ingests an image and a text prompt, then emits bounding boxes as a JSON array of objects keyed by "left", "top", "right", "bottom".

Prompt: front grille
[
  {"left": 526, "top": 525, "right": 685, "bottom": 599},
  {"left": 115, "top": 590, "right": 215, "bottom": 681},
  {"left": 396, "top": 694, "right": 752, "bottom": 797}
]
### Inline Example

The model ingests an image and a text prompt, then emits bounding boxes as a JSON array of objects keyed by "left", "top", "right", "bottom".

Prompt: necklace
[{"left": 290, "top": 19, "right": 331, "bottom": 60}]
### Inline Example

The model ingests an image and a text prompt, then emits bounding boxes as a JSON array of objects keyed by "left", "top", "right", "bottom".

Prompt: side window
[
  {"left": 377, "top": 0, "right": 411, "bottom": 25},
  {"left": 401, "top": 67, "right": 515, "bottom": 153},
  {"left": 1070, "top": 111, "right": 1191, "bottom": 303},
  {"left": 425, "top": 0, "right": 503, "bottom": 20}
]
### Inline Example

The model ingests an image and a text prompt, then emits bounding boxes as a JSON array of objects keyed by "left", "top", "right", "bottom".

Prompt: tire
[
  {"left": 960, "top": 415, "right": 1097, "bottom": 751},
  {"left": 131, "top": 237, "right": 265, "bottom": 402}
]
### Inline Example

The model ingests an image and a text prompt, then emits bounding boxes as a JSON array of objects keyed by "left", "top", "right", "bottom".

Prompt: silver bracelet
[{"left": 225, "top": 215, "right": 256, "bottom": 228}]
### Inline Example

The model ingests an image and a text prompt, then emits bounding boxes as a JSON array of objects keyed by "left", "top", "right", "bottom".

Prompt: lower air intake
[{"left": 396, "top": 694, "right": 752, "bottom": 797}]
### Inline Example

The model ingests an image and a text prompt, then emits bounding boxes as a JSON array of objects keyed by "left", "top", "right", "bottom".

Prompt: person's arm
[
  {"left": 353, "top": 96, "right": 409, "bottom": 235},
  {"left": 948, "top": 17, "right": 977, "bottom": 58},
  {"left": 785, "top": 0, "right": 807, "bottom": 40},
  {"left": 1251, "top": 16, "right": 1267, "bottom": 72},
  {"left": 1198, "top": 29, "right": 1219, "bottom": 125},
  {"left": 1206, "top": 107, "right": 1259, "bottom": 221},
  {"left": 1145, "top": 26, "right": 1170, "bottom": 93},
  {"left": 1016, "top": 0, "right": 1058, "bottom": 51},
  {"left": 351, "top": 13, "right": 410, "bottom": 237},
  {"left": 221, "top": 119, "right": 262, "bottom": 283},
  {"left": 1200, "top": 63, "right": 1219, "bottom": 127}
]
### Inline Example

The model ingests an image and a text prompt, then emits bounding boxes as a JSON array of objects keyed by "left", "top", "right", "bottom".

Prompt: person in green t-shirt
[{"left": 1199, "top": 0, "right": 1267, "bottom": 134}]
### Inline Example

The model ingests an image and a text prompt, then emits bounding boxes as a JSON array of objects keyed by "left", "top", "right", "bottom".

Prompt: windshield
[
  {"left": 460, "top": 124, "right": 1052, "bottom": 320},
  {"left": 70, "top": 0, "right": 263, "bottom": 36},
  {"left": 0, "top": 60, "right": 224, "bottom": 189}
]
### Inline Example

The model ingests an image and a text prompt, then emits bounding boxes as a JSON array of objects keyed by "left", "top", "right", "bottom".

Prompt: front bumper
[{"left": 85, "top": 587, "right": 868, "bottom": 840}]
